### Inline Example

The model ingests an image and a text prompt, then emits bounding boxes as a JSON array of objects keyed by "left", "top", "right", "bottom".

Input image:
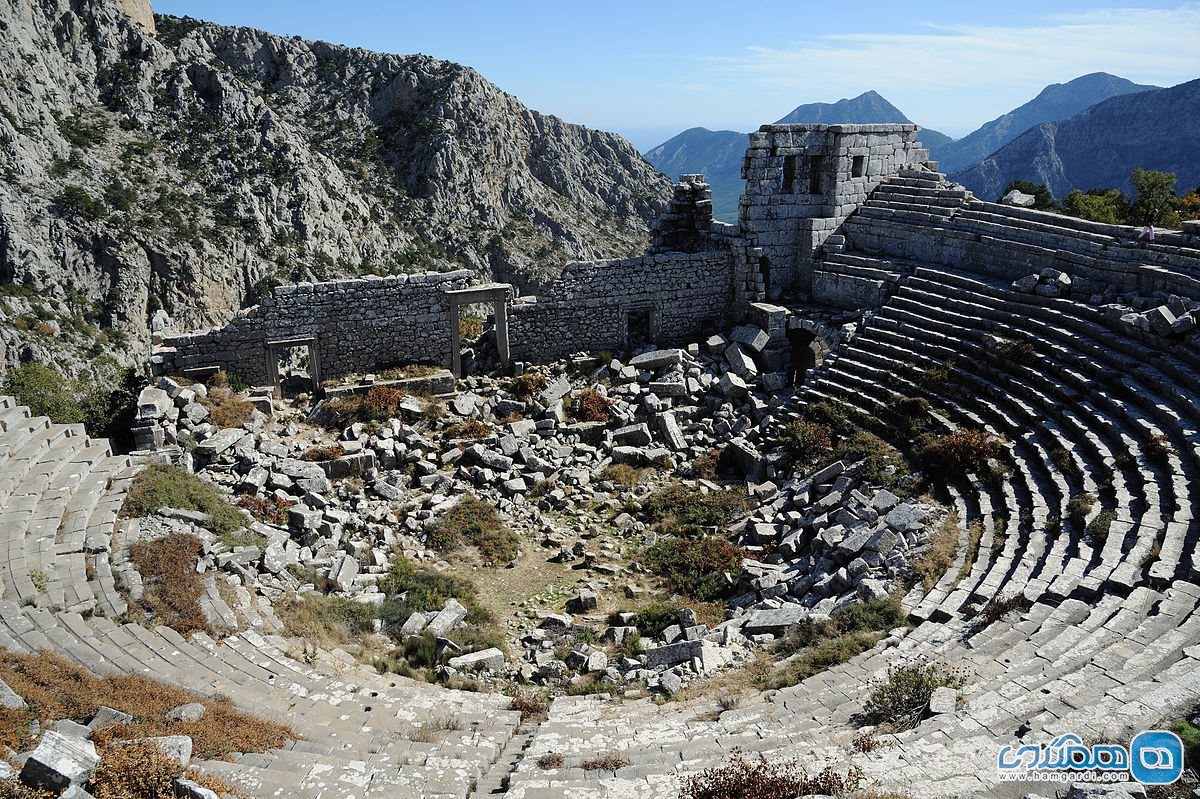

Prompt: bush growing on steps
[
  {"left": 121, "top": 465, "right": 248, "bottom": 536},
  {"left": 679, "top": 750, "right": 864, "bottom": 799},
  {"left": 914, "top": 428, "right": 1000, "bottom": 478},
  {"left": 129, "top": 533, "right": 211, "bottom": 636},
  {"left": 858, "top": 662, "right": 966, "bottom": 731}
]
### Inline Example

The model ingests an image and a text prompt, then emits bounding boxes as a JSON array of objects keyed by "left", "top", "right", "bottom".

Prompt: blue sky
[{"left": 153, "top": 0, "right": 1200, "bottom": 150}]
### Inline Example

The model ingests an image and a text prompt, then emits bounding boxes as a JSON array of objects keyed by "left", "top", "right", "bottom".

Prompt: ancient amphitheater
[{"left": 4, "top": 124, "right": 1200, "bottom": 798}]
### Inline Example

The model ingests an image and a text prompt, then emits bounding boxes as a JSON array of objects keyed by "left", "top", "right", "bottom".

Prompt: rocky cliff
[
  {"left": 0, "top": 0, "right": 671, "bottom": 375},
  {"left": 951, "top": 78, "right": 1200, "bottom": 201}
]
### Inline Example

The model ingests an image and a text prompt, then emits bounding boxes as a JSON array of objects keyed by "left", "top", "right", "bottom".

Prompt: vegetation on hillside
[{"left": 1003, "top": 168, "right": 1200, "bottom": 228}]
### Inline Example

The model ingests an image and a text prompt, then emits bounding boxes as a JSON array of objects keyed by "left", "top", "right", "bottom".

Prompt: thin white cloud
[{"left": 701, "top": 4, "right": 1200, "bottom": 131}]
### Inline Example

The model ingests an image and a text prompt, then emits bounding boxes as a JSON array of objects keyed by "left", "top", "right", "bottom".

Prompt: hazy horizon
[{"left": 153, "top": 0, "right": 1200, "bottom": 152}]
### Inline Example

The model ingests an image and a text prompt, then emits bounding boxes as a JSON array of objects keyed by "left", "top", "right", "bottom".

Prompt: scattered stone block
[
  {"left": 447, "top": 648, "right": 505, "bottom": 673},
  {"left": 20, "top": 731, "right": 100, "bottom": 793}
]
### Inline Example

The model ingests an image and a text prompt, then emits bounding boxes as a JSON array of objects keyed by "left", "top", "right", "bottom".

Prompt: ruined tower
[{"left": 738, "top": 124, "right": 929, "bottom": 298}]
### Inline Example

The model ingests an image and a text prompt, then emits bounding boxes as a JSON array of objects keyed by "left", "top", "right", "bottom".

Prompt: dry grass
[
  {"left": 507, "top": 372, "right": 548, "bottom": 399},
  {"left": 0, "top": 779, "right": 54, "bottom": 798},
  {"left": 600, "top": 463, "right": 642, "bottom": 489},
  {"left": 427, "top": 495, "right": 518, "bottom": 564},
  {"left": 301, "top": 443, "right": 345, "bottom": 461},
  {"left": 236, "top": 493, "right": 292, "bottom": 525},
  {"left": 129, "top": 533, "right": 211, "bottom": 637},
  {"left": 279, "top": 593, "right": 378, "bottom": 650},
  {"left": 569, "top": 388, "right": 612, "bottom": 423},
  {"left": 199, "top": 387, "right": 254, "bottom": 428},
  {"left": 509, "top": 693, "right": 550, "bottom": 724},
  {"left": 0, "top": 649, "right": 295, "bottom": 758},
  {"left": 122, "top": 464, "right": 247, "bottom": 536},
  {"left": 691, "top": 448, "right": 721, "bottom": 480},
  {"left": 914, "top": 511, "right": 959, "bottom": 591},
  {"left": 956, "top": 520, "right": 985, "bottom": 583},
  {"left": 536, "top": 753, "right": 565, "bottom": 770},
  {"left": 90, "top": 740, "right": 241, "bottom": 799},
  {"left": 580, "top": 752, "right": 630, "bottom": 771},
  {"left": 444, "top": 420, "right": 491, "bottom": 440}
]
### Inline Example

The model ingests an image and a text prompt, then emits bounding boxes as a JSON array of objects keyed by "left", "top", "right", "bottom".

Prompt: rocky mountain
[
  {"left": 0, "top": 0, "right": 671, "bottom": 375},
  {"left": 936, "top": 72, "right": 1158, "bottom": 172},
  {"left": 644, "top": 91, "right": 948, "bottom": 222},
  {"left": 643, "top": 128, "right": 747, "bottom": 220},
  {"left": 950, "top": 78, "right": 1200, "bottom": 202}
]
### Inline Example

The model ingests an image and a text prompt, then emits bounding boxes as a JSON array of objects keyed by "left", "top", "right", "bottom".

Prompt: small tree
[
  {"left": 1061, "top": 188, "right": 1129, "bottom": 224},
  {"left": 1001, "top": 180, "right": 1056, "bottom": 211},
  {"left": 1129, "top": 168, "right": 1181, "bottom": 228}
]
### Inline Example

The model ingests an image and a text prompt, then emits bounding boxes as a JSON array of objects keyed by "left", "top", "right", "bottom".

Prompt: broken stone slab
[
  {"left": 136, "top": 387, "right": 173, "bottom": 421},
  {"left": 724, "top": 342, "right": 759, "bottom": 378},
  {"left": 730, "top": 325, "right": 770, "bottom": 353},
  {"left": 643, "top": 639, "right": 703, "bottom": 669},
  {"left": 717, "top": 372, "right": 748, "bottom": 398},
  {"left": 1012, "top": 274, "right": 1039, "bottom": 293},
  {"left": 629, "top": 349, "right": 683, "bottom": 370},
  {"left": 870, "top": 489, "right": 900, "bottom": 513},
  {"left": 656, "top": 412, "right": 686, "bottom": 451},
  {"left": 174, "top": 778, "right": 221, "bottom": 799},
  {"left": 538, "top": 376, "right": 572, "bottom": 406},
  {"left": 330, "top": 556, "right": 359, "bottom": 592},
  {"left": 612, "top": 424, "right": 652, "bottom": 447},
  {"left": 927, "top": 686, "right": 956, "bottom": 715},
  {"left": 1146, "top": 305, "right": 1178, "bottom": 336},
  {"left": 20, "top": 731, "right": 100, "bottom": 793},
  {"left": 399, "top": 611, "right": 431, "bottom": 637},
  {"left": 195, "top": 427, "right": 246, "bottom": 457},
  {"left": 425, "top": 598, "right": 468, "bottom": 637},
  {"left": 567, "top": 590, "right": 598, "bottom": 613},
  {"left": 165, "top": 703, "right": 206, "bottom": 724},
  {"left": 810, "top": 460, "right": 845, "bottom": 486},
  {"left": 447, "top": 648, "right": 505, "bottom": 673},
  {"left": 140, "top": 735, "right": 193, "bottom": 765},
  {"left": 1001, "top": 189, "right": 1036, "bottom": 207},
  {"left": 0, "top": 676, "right": 24, "bottom": 710},
  {"left": 884, "top": 503, "right": 925, "bottom": 532},
  {"left": 740, "top": 606, "right": 809, "bottom": 635},
  {"left": 88, "top": 707, "right": 132, "bottom": 732}
]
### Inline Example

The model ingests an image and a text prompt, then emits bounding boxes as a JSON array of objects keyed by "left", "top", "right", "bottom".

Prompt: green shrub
[
  {"left": 780, "top": 420, "right": 832, "bottom": 466},
  {"left": 774, "top": 597, "right": 905, "bottom": 658},
  {"left": 833, "top": 431, "right": 909, "bottom": 486},
  {"left": 121, "top": 464, "right": 247, "bottom": 536},
  {"left": 915, "top": 429, "right": 999, "bottom": 478},
  {"left": 625, "top": 600, "right": 683, "bottom": 640},
  {"left": 680, "top": 750, "right": 864, "bottom": 799},
  {"left": 54, "top": 184, "right": 106, "bottom": 220},
  {"left": 2, "top": 363, "right": 82, "bottom": 423},
  {"left": 1066, "top": 492, "right": 1095, "bottom": 526},
  {"left": 643, "top": 536, "right": 743, "bottom": 601},
  {"left": 378, "top": 556, "right": 491, "bottom": 632},
  {"left": 641, "top": 483, "right": 752, "bottom": 537},
  {"left": 1086, "top": 510, "right": 1117, "bottom": 547},
  {"left": 1172, "top": 718, "right": 1200, "bottom": 770},
  {"left": 859, "top": 662, "right": 965, "bottom": 730},
  {"left": 767, "top": 632, "right": 880, "bottom": 690},
  {"left": 426, "top": 495, "right": 518, "bottom": 564}
]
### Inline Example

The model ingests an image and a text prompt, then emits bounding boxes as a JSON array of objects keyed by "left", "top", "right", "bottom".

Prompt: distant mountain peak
[{"left": 775, "top": 90, "right": 912, "bottom": 126}]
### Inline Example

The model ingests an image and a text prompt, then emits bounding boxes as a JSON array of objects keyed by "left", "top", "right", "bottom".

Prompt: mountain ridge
[
  {"left": 950, "top": 79, "right": 1200, "bottom": 201},
  {"left": 0, "top": 0, "right": 671, "bottom": 374}
]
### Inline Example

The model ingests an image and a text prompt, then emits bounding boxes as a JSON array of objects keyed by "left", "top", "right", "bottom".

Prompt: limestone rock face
[
  {"left": 0, "top": 0, "right": 671, "bottom": 377},
  {"left": 118, "top": 0, "right": 155, "bottom": 34}
]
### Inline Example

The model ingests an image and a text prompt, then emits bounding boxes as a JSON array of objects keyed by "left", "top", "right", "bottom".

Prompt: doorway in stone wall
[
  {"left": 626, "top": 307, "right": 654, "bottom": 349},
  {"left": 446, "top": 284, "right": 512, "bottom": 378},
  {"left": 266, "top": 337, "right": 320, "bottom": 398}
]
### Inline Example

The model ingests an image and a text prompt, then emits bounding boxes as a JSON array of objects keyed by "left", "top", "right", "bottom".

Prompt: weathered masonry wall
[
  {"left": 156, "top": 271, "right": 470, "bottom": 385},
  {"left": 740, "top": 124, "right": 928, "bottom": 297},
  {"left": 507, "top": 251, "right": 737, "bottom": 361}
]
